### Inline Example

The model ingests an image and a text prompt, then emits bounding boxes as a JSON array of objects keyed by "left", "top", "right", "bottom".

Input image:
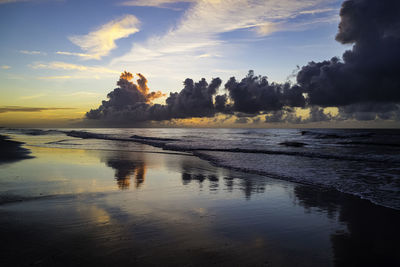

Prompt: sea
[{"left": 1, "top": 127, "right": 400, "bottom": 210}]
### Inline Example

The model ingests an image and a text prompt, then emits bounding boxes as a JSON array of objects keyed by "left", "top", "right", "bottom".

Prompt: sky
[{"left": 0, "top": 0, "right": 399, "bottom": 127}]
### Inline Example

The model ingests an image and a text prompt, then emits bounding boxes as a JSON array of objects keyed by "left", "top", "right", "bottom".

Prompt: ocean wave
[
  {"left": 65, "top": 130, "right": 169, "bottom": 149},
  {"left": 66, "top": 130, "right": 112, "bottom": 140},
  {"left": 279, "top": 141, "right": 307, "bottom": 147},
  {"left": 189, "top": 147, "right": 398, "bottom": 163},
  {"left": 194, "top": 151, "right": 400, "bottom": 210},
  {"left": 301, "top": 130, "right": 374, "bottom": 139},
  {"left": 231, "top": 130, "right": 271, "bottom": 136},
  {"left": 130, "top": 134, "right": 180, "bottom": 142},
  {"left": 337, "top": 141, "right": 400, "bottom": 147},
  {"left": 45, "top": 139, "right": 82, "bottom": 146},
  {"left": 4, "top": 128, "right": 62, "bottom": 136},
  {"left": 62, "top": 130, "right": 399, "bottom": 163}
]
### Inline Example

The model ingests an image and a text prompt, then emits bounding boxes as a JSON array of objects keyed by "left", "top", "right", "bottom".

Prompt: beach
[
  {"left": 0, "top": 132, "right": 399, "bottom": 266},
  {"left": 2, "top": 0, "right": 400, "bottom": 265}
]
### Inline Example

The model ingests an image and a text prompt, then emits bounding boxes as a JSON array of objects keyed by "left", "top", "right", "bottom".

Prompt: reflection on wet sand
[
  {"left": 98, "top": 148, "right": 271, "bottom": 200},
  {"left": 180, "top": 157, "right": 267, "bottom": 199},
  {"left": 100, "top": 152, "right": 147, "bottom": 190},
  {"left": 182, "top": 172, "right": 267, "bottom": 199},
  {"left": 99, "top": 149, "right": 270, "bottom": 199},
  {"left": 106, "top": 159, "right": 146, "bottom": 189}
]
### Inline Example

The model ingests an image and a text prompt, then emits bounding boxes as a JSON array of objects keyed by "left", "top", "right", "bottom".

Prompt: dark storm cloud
[
  {"left": 0, "top": 106, "right": 74, "bottom": 113},
  {"left": 264, "top": 106, "right": 333, "bottom": 124},
  {"left": 264, "top": 0, "right": 400, "bottom": 122},
  {"left": 223, "top": 70, "right": 305, "bottom": 114},
  {"left": 163, "top": 77, "right": 222, "bottom": 119},
  {"left": 86, "top": 0, "right": 400, "bottom": 124},
  {"left": 307, "top": 106, "right": 333, "bottom": 122},
  {"left": 85, "top": 71, "right": 164, "bottom": 122},
  {"left": 86, "top": 72, "right": 222, "bottom": 123},
  {"left": 297, "top": 0, "right": 400, "bottom": 108},
  {"left": 264, "top": 110, "right": 286, "bottom": 123},
  {"left": 214, "top": 94, "right": 229, "bottom": 113},
  {"left": 337, "top": 103, "right": 400, "bottom": 121}
]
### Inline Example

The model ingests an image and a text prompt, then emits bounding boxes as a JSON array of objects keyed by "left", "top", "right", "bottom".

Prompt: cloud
[
  {"left": 1, "top": 65, "right": 11, "bottom": 69},
  {"left": 19, "top": 50, "right": 46, "bottom": 55},
  {"left": 113, "top": 0, "right": 338, "bottom": 67},
  {"left": 19, "top": 94, "right": 46, "bottom": 100},
  {"left": 86, "top": 71, "right": 222, "bottom": 123},
  {"left": 0, "top": 106, "right": 74, "bottom": 113},
  {"left": 263, "top": 106, "right": 333, "bottom": 124},
  {"left": 254, "top": 22, "right": 280, "bottom": 36},
  {"left": 61, "top": 15, "right": 140, "bottom": 60},
  {"left": 121, "top": 0, "right": 193, "bottom": 6},
  {"left": 260, "top": 0, "right": 400, "bottom": 123},
  {"left": 223, "top": 70, "right": 305, "bottom": 114},
  {"left": 37, "top": 75, "right": 74, "bottom": 80},
  {"left": 31, "top": 61, "right": 119, "bottom": 74},
  {"left": 337, "top": 103, "right": 400, "bottom": 121},
  {"left": 235, "top": 117, "right": 251, "bottom": 124},
  {"left": 120, "top": 0, "right": 195, "bottom": 8},
  {"left": 109, "top": 1, "right": 339, "bottom": 92},
  {"left": 299, "top": 8, "right": 335, "bottom": 14},
  {"left": 55, "top": 51, "right": 94, "bottom": 58},
  {"left": 85, "top": 70, "right": 306, "bottom": 124},
  {"left": 297, "top": 0, "right": 400, "bottom": 108},
  {"left": 88, "top": 0, "right": 400, "bottom": 125}
]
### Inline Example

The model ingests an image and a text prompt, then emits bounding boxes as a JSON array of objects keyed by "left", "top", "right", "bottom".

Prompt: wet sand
[
  {"left": 0, "top": 134, "right": 32, "bottom": 164},
  {"left": 0, "top": 141, "right": 399, "bottom": 266}
]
